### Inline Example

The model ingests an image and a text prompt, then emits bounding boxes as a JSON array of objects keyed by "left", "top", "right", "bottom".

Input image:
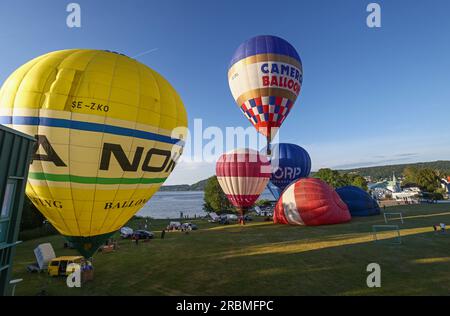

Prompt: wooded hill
[
  {"left": 161, "top": 160, "right": 450, "bottom": 191},
  {"left": 337, "top": 160, "right": 450, "bottom": 180}
]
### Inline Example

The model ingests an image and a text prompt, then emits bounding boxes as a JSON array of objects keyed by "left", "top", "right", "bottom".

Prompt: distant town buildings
[
  {"left": 391, "top": 187, "right": 422, "bottom": 201},
  {"left": 368, "top": 173, "right": 421, "bottom": 201},
  {"left": 369, "top": 173, "right": 450, "bottom": 202},
  {"left": 387, "top": 173, "right": 402, "bottom": 193}
]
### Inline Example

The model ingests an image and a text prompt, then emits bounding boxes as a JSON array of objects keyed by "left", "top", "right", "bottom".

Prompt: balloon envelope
[
  {"left": 0, "top": 49, "right": 187, "bottom": 257},
  {"left": 336, "top": 186, "right": 381, "bottom": 216},
  {"left": 270, "top": 143, "right": 311, "bottom": 193},
  {"left": 274, "top": 178, "right": 351, "bottom": 226},
  {"left": 216, "top": 148, "right": 270, "bottom": 212},
  {"left": 228, "top": 35, "right": 303, "bottom": 140}
]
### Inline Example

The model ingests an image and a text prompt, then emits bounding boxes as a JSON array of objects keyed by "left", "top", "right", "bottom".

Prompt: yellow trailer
[{"left": 47, "top": 256, "right": 84, "bottom": 277}]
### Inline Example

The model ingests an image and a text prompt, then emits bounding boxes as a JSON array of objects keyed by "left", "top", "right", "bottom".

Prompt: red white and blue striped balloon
[
  {"left": 274, "top": 178, "right": 351, "bottom": 226},
  {"left": 216, "top": 149, "right": 271, "bottom": 212},
  {"left": 228, "top": 35, "right": 303, "bottom": 140}
]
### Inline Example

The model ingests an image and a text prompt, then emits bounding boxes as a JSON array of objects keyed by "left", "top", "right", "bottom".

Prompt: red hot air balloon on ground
[
  {"left": 274, "top": 178, "right": 351, "bottom": 226},
  {"left": 216, "top": 149, "right": 271, "bottom": 221}
]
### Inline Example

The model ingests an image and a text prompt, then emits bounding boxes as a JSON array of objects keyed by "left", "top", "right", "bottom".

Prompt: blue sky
[{"left": 1, "top": 0, "right": 449, "bottom": 184}]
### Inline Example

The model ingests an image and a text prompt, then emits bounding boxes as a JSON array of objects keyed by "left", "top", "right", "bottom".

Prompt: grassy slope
[{"left": 10, "top": 204, "right": 450, "bottom": 296}]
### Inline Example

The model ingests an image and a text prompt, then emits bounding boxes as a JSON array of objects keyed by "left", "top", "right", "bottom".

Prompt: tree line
[
  {"left": 337, "top": 160, "right": 450, "bottom": 181},
  {"left": 20, "top": 166, "right": 449, "bottom": 230},
  {"left": 202, "top": 171, "right": 369, "bottom": 214},
  {"left": 402, "top": 166, "right": 447, "bottom": 199},
  {"left": 202, "top": 166, "right": 449, "bottom": 213}
]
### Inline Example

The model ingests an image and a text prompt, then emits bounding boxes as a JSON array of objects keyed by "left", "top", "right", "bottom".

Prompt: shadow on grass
[
  {"left": 11, "top": 205, "right": 450, "bottom": 295},
  {"left": 203, "top": 230, "right": 450, "bottom": 295}
]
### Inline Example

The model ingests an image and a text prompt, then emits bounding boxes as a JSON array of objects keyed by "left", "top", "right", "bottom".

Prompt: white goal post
[
  {"left": 383, "top": 212, "right": 404, "bottom": 224},
  {"left": 372, "top": 225, "right": 402, "bottom": 244}
]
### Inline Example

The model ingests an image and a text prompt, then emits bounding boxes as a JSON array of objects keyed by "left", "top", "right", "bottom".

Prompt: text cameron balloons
[
  {"left": 228, "top": 35, "right": 303, "bottom": 140},
  {"left": 216, "top": 149, "right": 271, "bottom": 214},
  {"left": 0, "top": 49, "right": 187, "bottom": 257},
  {"left": 274, "top": 178, "right": 351, "bottom": 226},
  {"left": 270, "top": 143, "right": 311, "bottom": 192}
]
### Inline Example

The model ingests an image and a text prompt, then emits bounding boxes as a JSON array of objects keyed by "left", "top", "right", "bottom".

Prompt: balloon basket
[{"left": 81, "top": 269, "right": 94, "bottom": 283}]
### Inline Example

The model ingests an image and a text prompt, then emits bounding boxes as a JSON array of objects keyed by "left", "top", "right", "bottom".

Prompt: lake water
[{"left": 137, "top": 190, "right": 275, "bottom": 219}]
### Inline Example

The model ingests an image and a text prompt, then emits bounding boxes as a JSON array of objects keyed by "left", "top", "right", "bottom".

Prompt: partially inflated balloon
[
  {"left": 228, "top": 35, "right": 303, "bottom": 140},
  {"left": 0, "top": 49, "right": 187, "bottom": 257},
  {"left": 270, "top": 143, "right": 311, "bottom": 193},
  {"left": 216, "top": 149, "right": 270, "bottom": 215},
  {"left": 274, "top": 178, "right": 351, "bottom": 226},
  {"left": 336, "top": 186, "right": 380, "bottom": 217}
]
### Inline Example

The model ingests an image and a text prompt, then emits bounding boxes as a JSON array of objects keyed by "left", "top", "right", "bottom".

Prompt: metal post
[{"left": 9, "top": 278, "right": 22, "bottom": 296}]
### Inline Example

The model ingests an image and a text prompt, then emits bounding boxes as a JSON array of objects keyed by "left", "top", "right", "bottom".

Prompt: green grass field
[{"left": 9, "top": 204, "right": 450, "bottom": 296}]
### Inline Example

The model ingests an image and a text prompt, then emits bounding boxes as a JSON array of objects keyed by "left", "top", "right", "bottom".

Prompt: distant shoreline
[
  {"left": 159, "top": 186, "right": 204, "bottom": 192},
  {"left": 162, "top": 160, "right": 450, "bottom": 191}
]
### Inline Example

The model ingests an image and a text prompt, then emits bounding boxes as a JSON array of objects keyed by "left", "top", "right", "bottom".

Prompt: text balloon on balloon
[
  {"left": 228, "top": 35, "right": 303, "bottom": 143},
  {"left": 0, "top": 49, "right": 187, "bottom": 257}
]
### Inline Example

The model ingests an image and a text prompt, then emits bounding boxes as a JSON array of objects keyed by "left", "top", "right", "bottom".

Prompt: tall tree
[
  {"left": 347, "top": 174, "right": 368, "bottom": 191},
  {"left": 402, "top": 167, "right": 441, "bottom": 192},
  {"left": 315, "top": 169, "right": 368, "bottom": 190},
  {"left": 314, "top": 168, "right": 347, "bottom": 188},
  {"left": 403, "top": 166, "right": 419, "bottom": 186},
  {"left": 203, "top": 176, "right": 232, "bottom": 213},
  {"left": 416, "top": 168, "right": 441, "bottom": 192}
]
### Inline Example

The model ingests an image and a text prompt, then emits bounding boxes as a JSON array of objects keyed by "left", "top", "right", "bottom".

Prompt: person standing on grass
[{"left": 161, "top": 229, "right": 166, "bottom": 239}]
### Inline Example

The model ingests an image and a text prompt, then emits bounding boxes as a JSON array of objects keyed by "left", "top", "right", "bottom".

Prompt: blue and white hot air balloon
[{"left": 268, "top": 143, "right": 311, "bottom": 199}]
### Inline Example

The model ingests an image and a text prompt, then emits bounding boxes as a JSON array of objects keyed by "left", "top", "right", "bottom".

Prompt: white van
[
  {"left": 120, "top": 226, "right": 134, "bottom": 238},
  {"left": 168, "top": 221, "right": 181, "bottom": 230}
]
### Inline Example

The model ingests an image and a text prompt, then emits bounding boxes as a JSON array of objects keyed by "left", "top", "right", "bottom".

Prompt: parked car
[
  {"left": 120, "top": 226, "right": 134, "bottom": 239},
  {"left": 221, "top": 214, "right": 238, "bottom": 221},
  {"left": 189, "top": 223, "right": 198, "bottom": 230},
  {"left": 132, "top": 230, "right": 154, "bottom": 240},
  {"left": 182, "top": 223, "right": 198, "bottom": 230}
]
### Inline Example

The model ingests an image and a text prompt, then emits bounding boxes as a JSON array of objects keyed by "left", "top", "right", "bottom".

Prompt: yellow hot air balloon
[{"left": 0, "top": 49, "right": 187, "bottom": 257}]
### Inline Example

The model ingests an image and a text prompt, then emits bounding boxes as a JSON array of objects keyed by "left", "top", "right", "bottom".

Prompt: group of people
[
  {"left": 433, "top": 223, "right": 447, "bottom": 233},
  {"left": 181, "top": 225, "right": 192, "bottom": 233},
  {"left": 165, "top": 223, "right": 193, "bottom": 232}
]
